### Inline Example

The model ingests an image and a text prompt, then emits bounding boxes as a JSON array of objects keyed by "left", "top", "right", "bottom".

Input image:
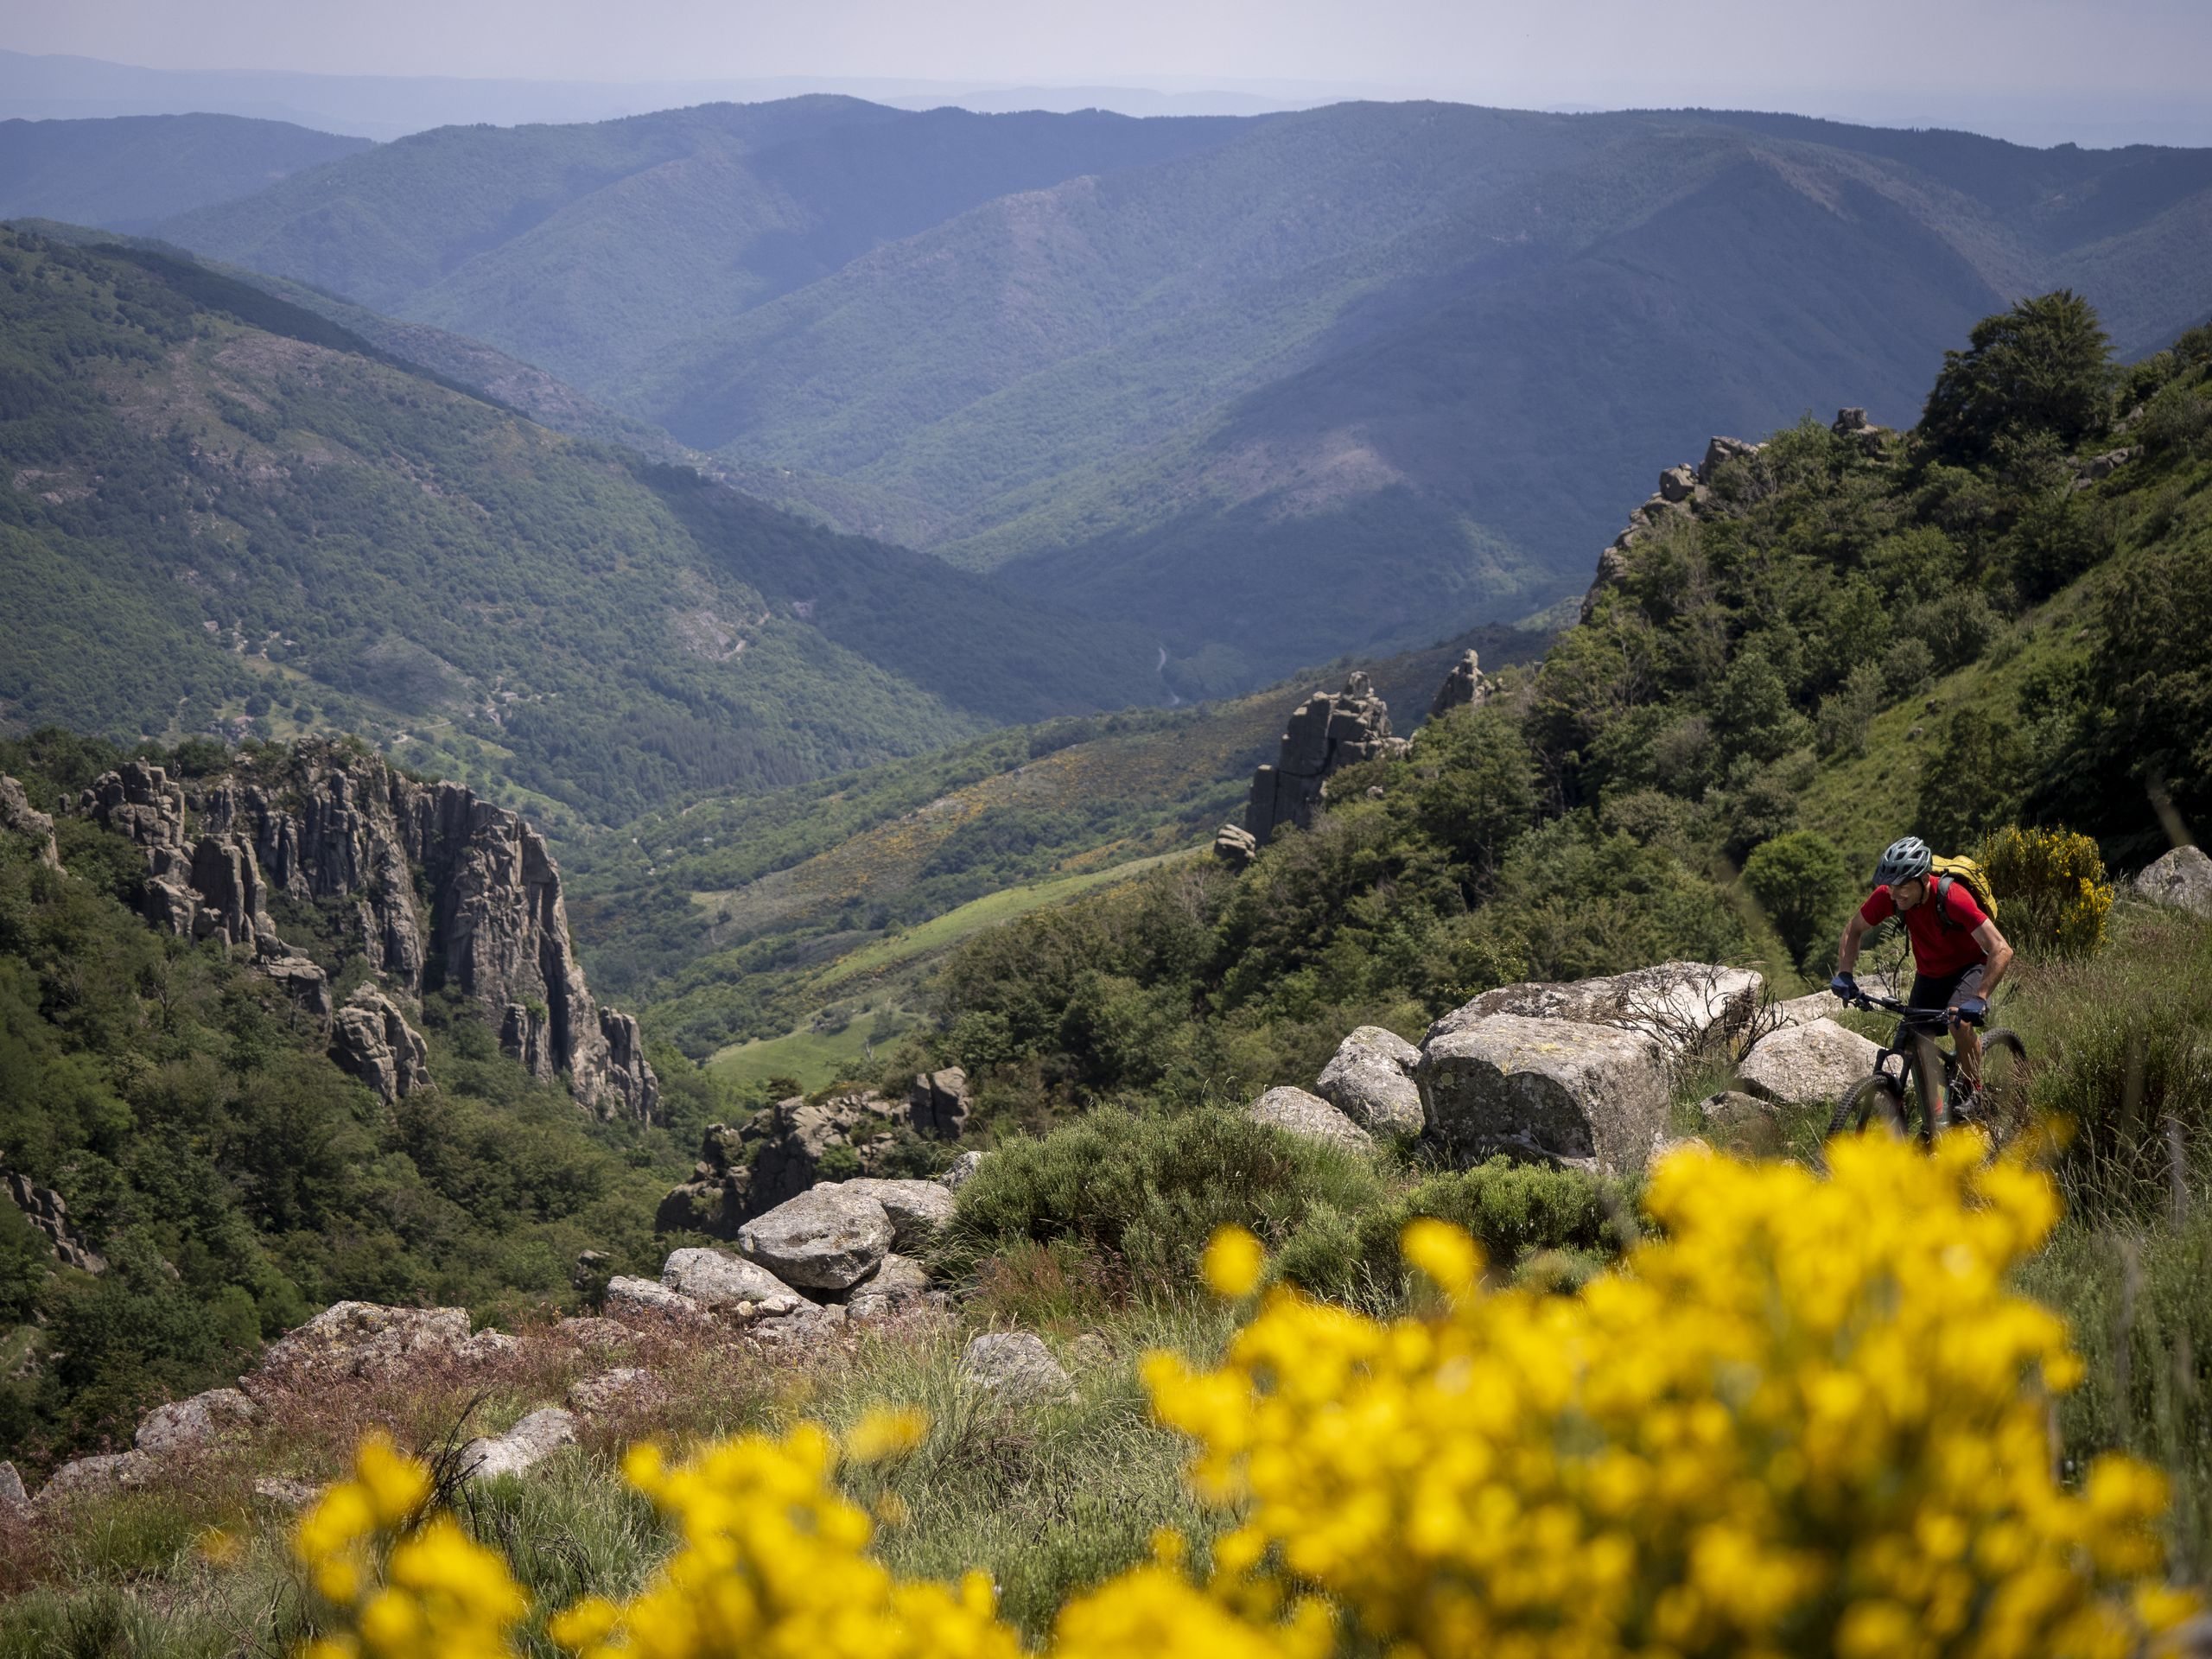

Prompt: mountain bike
[{"left": 1824, "top": 989, "right": 2033, "bottom": 1147}]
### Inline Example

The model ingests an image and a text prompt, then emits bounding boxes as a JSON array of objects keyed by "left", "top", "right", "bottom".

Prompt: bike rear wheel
[{"left": 1828, "top": 1073, "right": 1908, "bottom": 1141}]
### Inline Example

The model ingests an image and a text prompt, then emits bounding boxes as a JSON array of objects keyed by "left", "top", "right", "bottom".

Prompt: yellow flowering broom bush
[
  {"left": 1981, "top": 825, "right": 2115, "bottom": 959},
  {"left": 293, "top": 1135, "right": 2196, "bottom": 1659}
]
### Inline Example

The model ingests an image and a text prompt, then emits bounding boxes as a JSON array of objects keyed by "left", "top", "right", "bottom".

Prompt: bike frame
[{"left": 1840, "top": 991, "right": 1981, "bottom": 1138}]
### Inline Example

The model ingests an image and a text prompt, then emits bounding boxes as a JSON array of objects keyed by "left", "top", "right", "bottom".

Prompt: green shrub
[
  {"left": 931, "top": 1105, "right": 1388, "bottom": 1292},
  {"left": 1742, "top": 830, "right": 1855, "bottom": 970}
]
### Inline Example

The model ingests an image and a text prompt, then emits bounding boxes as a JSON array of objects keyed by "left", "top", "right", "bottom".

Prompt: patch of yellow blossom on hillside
[{"left": 294, "top": 1133, "right": 2196, "bottom": 1659}]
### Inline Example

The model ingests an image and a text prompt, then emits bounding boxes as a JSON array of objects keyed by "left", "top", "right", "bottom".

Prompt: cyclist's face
[{"left": 1891, "top": 876, "right": 1927, "bottom": 908}]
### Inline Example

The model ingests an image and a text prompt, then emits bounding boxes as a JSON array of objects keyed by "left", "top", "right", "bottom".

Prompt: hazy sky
[{"left": 12, "top": 0, "right": 2210, "bottom": 105}]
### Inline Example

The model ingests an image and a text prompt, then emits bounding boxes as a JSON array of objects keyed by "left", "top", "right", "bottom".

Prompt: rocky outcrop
[
  {"left": 245, "top": 1300, "right": 475, "bottom": 1395},
  {"left": 3, "top": 1169, "right": 105, "bottom": 1274},
  {"left": 840, "top": 1179, "right": 957, "bottom": 1253},
  {"left": 1243, "top": 672, "right": 1408, "bottom": 849},
  {"left": 656, "top": 1093, "right": 905, "bottom": 1237},
  {"left": 1581, "top": 440, "right": 1764, "bottom": 623},
  {"left": 0, "top": 775, "right": 60, "bottom": 869},
  {"left": 736, "top": 1185, "right": 894, "bottom": 1291},
  {"left": 1832, "top": 406, "right": 1891, "bottom": 454},
  {"left": 963, "top": 1332, "right": 1072, "bottom": 1401},
  {"left": 1416, "top": 1014, "right": 1671, "bottom": 1175},
  {"left": 940, "top": 1150, "right": 988, "bottom": 1191},
  {"left": 908, "top": 1068, "right": 971, "bottom": 1140},
  {"left": 1736, "top": 1018, "right": 1882, "bottom": 1106},
  {"left": 603, "top": 1274, "right": 705, "bottom": 1323},
  {"left": 1427, "top": 963, "right": 1763, "bottom": 1057},
  {"left": 1212, "top": 823, "right": 1259, "bottom": 870},
  {"left": 1315, "top": 1027, "right": 1425, "bottom": 1135},
  {"left": 35, "top": 1451, "right": 154, "bottom": 1505},
  {"left": 1249, "top": 1085, "right": 1374, "bottom": 1151},
  {"left": 80, "top": 747, "right": 655, "bottom": 1120},
  {"left": 1427, "top": 651, "right": 1495, "bottom": 723},
  {"left": 2135, "top": 845, "right": 2212, "bottom": 919},
  {"left": 569, "top": 1369, "right": 658, "bottom": 1414},
  {"left": 330, "top": 988, "right": 433, "bottom": 1103},
  {"left": 0, "top": 1461, "right": 25, "bottom": 1515},
  {"left": 849, "top": 1252, "right": 934, "bottom": 1320}
]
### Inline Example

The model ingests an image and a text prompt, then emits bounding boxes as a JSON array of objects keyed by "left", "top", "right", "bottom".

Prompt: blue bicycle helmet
[{"left": 1872, "top": 835, "right": 1933, "bottom": 889}]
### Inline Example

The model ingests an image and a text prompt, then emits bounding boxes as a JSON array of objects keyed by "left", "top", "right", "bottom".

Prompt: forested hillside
[
  {"left": 150, "top": 99, "right": 2212, "bottom": 693},
  {"left": 0, "top": 227, "right": 1161, "bottom": 826},
  {"left": 894, "top": 296, "right": 2212, "bottom": 1120},
  {"left": 0, "top": 113, "right": 370, "bottom": 232}
]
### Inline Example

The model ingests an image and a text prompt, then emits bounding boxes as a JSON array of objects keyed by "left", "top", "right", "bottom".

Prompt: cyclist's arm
[
  {"left": 1971, "top": 919, "right": 2013, "bottom": 995},
  {"left": 1837, "top": 910, "right": 1871, "bottom": 972}
]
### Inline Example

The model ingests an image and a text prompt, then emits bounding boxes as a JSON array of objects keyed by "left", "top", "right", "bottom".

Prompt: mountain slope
[
  {"left": 0, "top": 227, "right": 1160, "bottom": 825},
  {"left": 0, "top": 113, "right": 372, "bottom": 231}
]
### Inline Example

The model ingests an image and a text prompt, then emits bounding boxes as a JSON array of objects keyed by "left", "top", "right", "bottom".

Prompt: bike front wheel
[
  {"left": 1973, "top": 1028, "right": 2034, "bottom": 1148},
  {"left": 1828, "top": 1073, "right": 1908, "bottom": 1141}
]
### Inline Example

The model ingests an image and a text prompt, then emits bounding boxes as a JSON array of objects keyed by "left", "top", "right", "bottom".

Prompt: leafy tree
[
  {"left": 1742, "top": 831, "right": 1855, "bottom": 970},
  {"left": 1921, "top": 290, "right": 2114, "bottom": 462},
  {"left": 1914, "top": 708, "right": 2028, "bottom": 852}
]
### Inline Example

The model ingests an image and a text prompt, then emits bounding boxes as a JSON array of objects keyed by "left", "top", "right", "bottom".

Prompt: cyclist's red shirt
[{"left": 1859, "top": 880, "right": 1989, "bottom": 976}]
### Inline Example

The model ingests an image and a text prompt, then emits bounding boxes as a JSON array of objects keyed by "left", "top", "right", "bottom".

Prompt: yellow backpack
[{"left": 1929, "top": 854, "right": 1999, "bottom": 930}]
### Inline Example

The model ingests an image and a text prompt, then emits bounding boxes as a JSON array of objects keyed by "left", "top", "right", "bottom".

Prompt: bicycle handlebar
[{"left": 1834, "top": 989, "right": 1985, "bottom": 1027}]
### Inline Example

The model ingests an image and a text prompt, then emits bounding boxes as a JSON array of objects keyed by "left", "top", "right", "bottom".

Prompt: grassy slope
[{"left": 0, "top": 227, "right": 1164, "bottom": 827}]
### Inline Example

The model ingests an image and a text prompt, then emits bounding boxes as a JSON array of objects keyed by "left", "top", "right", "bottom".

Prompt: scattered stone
[
  {"left": 1698, "top": 1090, "right": 1783, "bottom": 1154},
  {"left": 135, "top": 1388, "right": 257, "bottom": 1456},
  {"left": 2, "top": 1168, "right": 106, "bottom": 1274},
  {"left": 1700, "top": 435, "right": 1763, "bottom": 480},
  {"left": 248, "top": 1302, "right": 473, "bottom": 1394},
  {"left": 0, "top": 775, "right": 60, "bottom": 870},
  {"left": 1249, "top": 1085, "right": 1374, "bottom": 1151},
  {"left": 456, "top": 1330, "right": 519, "bottom": 1363},
  {"left": 252, "top": 1476, "right": 321, "bottom": 1508},
  {"left": 36, "top": 1450, "right": 154, "bottom": 1505},
  {"left": 459, "top": 1408, "right": 577, "bottom": 1482},
  {"left": 0, "top": 1461, "right": 26, "bottom": 1515},
  {"left": 751, "top": 1301, "right": 849, "bottom": 1347},
  {"left": 2076, "top": 447, "right": 2135, "bottom": 486},
  {"left": 602, "top": 1275, "right": 704, "bottom": 1323},
  {"left": 660, "top": 1093, "right": 910, "bottom": 1240},
  {"left": 963, "top": 1332, "right": 1073, "bottom": 1401},
  {"left": 1427, "top": 651, "right": 1494, "bottom": 722},
  {"left": 1737, "top": 1019, "right": 1884, "bottom": 1107},
  {"left": 1416, "top": 1014, "right": 1671, "bottom": 1175},
  {"left": 737, "top": 1186, "right": 894, "bottom": 1291},
  {"left": 838, "top": 1179, "right": 957, "bottom": 1252},
  {"left": 255, "top": 946, "right": 334, "bottom": 1022},
  {"left": 848, "top": 1253, "right": 933, "bottom": 1320},
  {"left": 908, "top": 1068, "right": 971, "bottom": 1139},
  {"left": 1426, "top": 963, "right": 1763, "bottom": 1056},
  {"left": 660, "top": 1247, "right": 809, "bottom": 1317},
  {"left": 1315, "top": 1026, "right": 1425, "bottom": 1135},
  {"left": 568, "top": 1369, "right": 658, "bottom": 1414},
  {"left": 330, "top": 987, "right": 433, "bottom": 1103},
  {"left": 2135, "top": 845, "right": 2212, "bottom": 919},
  {"left": 938, "top": 1150, "right": 988, "bottom": 1192},
  {"left": 1212, "top": 823, "right": 1258, "bottom": 869},
  {"left": 1657, "top": 462, "right": 1700, "bottom": 503},
  {"left": 1244, "top": 672, "right": 1408, "bottom": 849}
]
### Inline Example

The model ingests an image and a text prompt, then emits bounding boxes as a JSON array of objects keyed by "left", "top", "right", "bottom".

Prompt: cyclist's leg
[
  {"left": 1948, "top": 965, "right": 1986, "bottom": 1090},
  {"left": 1909, "top": 969, "right": 1966, "bottom": 1127}
]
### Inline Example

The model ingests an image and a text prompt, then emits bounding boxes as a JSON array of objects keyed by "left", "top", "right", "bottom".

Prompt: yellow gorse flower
[{"left": 294, "top": 1135, "right": 2195, "bottom": 1659}]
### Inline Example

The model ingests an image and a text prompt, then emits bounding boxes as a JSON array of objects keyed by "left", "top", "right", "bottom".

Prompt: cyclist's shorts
[{"left": 1910, "top": 963, "right": 1986, "bottom": 1016}]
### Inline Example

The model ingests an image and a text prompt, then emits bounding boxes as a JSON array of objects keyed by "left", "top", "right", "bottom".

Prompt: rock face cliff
[
  {"left": 1242, "top": 672, "right": 1408, "bottom": 849},
  {"left": 80, "top": 748, "right": 657, "bottom": 1121}
]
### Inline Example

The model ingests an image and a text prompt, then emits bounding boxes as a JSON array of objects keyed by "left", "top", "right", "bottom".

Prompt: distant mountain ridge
[
  {"left": 0, "top": 112, "right": 371, "bottom": 230},
  {"left": 115, "top": 99, "right": 2212, "bottom": 691}
]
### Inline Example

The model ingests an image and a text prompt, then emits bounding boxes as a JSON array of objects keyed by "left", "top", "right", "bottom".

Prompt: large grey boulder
[
  {"left": 737, "top": 1185, "right": 893, "bottom": 1291},
  {"left": 330, "top": 987, "right": 433, "bottom": 1103},
  {"left": 848, "top": 1252, "right": 934, "bottom": 1320},
  {"left": 1416, "top": 1014, "right": 1670, "bottom": 1174},
  {"left": 1249, "top": 1086, "right": 1374, "bottom": 1151},
  {"left": 1315, "top": 1026, "right": 1425, "bottom": 1135},
  {"left": 838, "top": 1179, "right": 957, "bottom": 1252},
  {"left": 0, "top": 1460, "right": 26, "bottom": 1515},
  {"left": 459, "top": 1408, "right": 576, "bottom": 1482},
  {"left": 1737, "top": 1019, "right": 1883, "bottom": 1106},
  {"left": 2136, "top": 846, "right": 2212, "bottom": 919},
  {"left": 603, "top": 1275, "right": 704, "bottom": 1322},
  {"left": 938, "top": 1150, "right": 988, "bottom": 1192},
  {"left": 568, "top": 1369, "right": 658, "bottom": 1414},
  {"left": 36, "top": 1450, "right": 154, "bottom": 1505},
  {"left": 660, "top": 1247, "right": 808, "bottom": 1316},
  {"left": 908, "top": 1068, "right": 971, "bottom": 1139},
  {"left": 1427, "top": 963, "right": 1762, "bottom": 1056},
  {"left": 963, "top": 1332, "right": 1073, "bottom": 1401},
  {"left": 248, "top": 1301, "right": 473, "bottom": 1395},
  {"left": 136, "top": 1388, "right": 257, "bottom": 1456},
  {"left": 0, "top": 775, "right": 60, "bottom": 870}
]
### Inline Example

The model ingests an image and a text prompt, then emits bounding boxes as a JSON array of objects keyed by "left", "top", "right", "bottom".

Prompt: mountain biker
[{"left": 1829, "top": 836, "right": 2015, "bottom": 1122}]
